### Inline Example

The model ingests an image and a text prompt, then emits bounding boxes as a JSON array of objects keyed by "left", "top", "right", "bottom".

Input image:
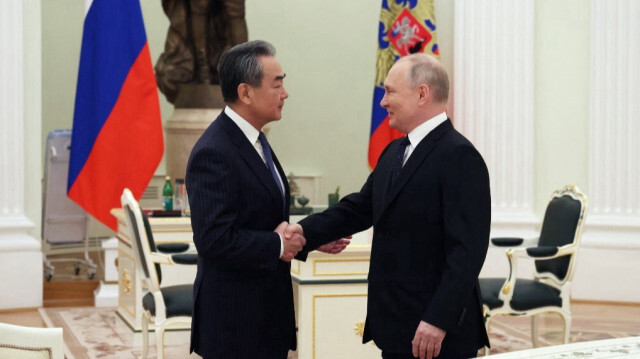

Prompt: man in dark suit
[
  {"left": 186, "top": 40, "right": 334, "bottom": 359},
  {"left": 287, "top": 54, "right": 491, "bottom": 359}
]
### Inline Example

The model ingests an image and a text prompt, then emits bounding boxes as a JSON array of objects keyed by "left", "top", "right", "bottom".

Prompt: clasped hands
[{"left": 274, "top": 222, "right": 351, "bottom": 262}]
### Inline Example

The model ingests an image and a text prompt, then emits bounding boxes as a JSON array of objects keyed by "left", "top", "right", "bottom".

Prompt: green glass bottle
[{"left": 162, "top": 176, "right": 173, "bottom": 211}]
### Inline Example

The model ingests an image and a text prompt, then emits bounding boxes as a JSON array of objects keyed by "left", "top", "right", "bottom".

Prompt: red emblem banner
[{"left": 388, "top": 9, "right": 432, "bottom": 56}]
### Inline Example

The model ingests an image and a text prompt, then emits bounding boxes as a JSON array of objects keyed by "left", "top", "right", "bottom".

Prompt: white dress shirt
[
  {"left": 402, "top": 111, "right": 448, "bottom": 165},
  {"left": 225, "top": 106, "right": 286, "bottom": 257}
]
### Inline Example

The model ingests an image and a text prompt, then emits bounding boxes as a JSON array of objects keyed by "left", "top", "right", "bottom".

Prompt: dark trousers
[{"left": 382, "top": 351, "right": 478, "bottom": 359}]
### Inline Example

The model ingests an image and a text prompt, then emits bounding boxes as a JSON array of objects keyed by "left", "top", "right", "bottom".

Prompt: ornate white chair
[
  {"left": 479, "top": 184, "right": 587, "bottom": 353},
  {"left": 0, "top": 322, "right": 64, "bottom": 359},
  {"left": 120, "top": 188, "right": 196, "bottom": 359}
]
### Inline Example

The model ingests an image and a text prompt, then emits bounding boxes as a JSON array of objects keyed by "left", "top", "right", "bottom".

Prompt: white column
[
  {"left": 570, "top": 0, "right": 640, "bottom": 303},
  {"left": 585, "top": 0, "right": 640, "bottom": 247},
  {"left": 0, "top": 1, "right": 43, "bottom": 309},
  {"left": 453, "top": 0, "right": 537, "bottom": 237}
]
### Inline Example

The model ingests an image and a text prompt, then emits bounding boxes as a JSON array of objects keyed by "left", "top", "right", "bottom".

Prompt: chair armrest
[
  {"left": 172, "top": 253, "right": 198, "bottom": 265},
  {"left": 156, "top": 243, "right": 190, "bottom": 253},
  {"left": 150, "top": 251, "right": 197, "bottom": 265},
  {"left": 491, "top": 237, "right": 524, "bottom": 246},
  {"left": 526, "top": 246, "right": 559, "bottom": 257},
  {"left": 149, "top": 252, "right": 173, "bottom": 265},
  {"left": 497, "top": 243, "right": 577, "bottom": 303},
  {"left": 510, "top": 243, "right": 577, "bottom": 260}
]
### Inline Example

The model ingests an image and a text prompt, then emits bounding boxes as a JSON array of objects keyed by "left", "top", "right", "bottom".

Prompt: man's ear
[
  {"left": 237, "top": 83, "right": 252, "bottom": 105},
  {"left": 417, "top": 84, "right": 430, "bottom": 105}
]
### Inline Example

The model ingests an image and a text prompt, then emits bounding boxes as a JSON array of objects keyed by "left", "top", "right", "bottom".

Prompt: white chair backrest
[
  {"left": 0, "top": 322, "right": 64, "bottom": 359},
  {"left": 121, "top": 188, "right": 161, "bottom": 293}
]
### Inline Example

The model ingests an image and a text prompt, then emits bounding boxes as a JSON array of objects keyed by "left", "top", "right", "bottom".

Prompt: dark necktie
[
  {"left": 390, "top": 136, "right": 410, "bottom": 187},
  {"left": 258, "top": 132, "right": 284, "bottom": 198}
]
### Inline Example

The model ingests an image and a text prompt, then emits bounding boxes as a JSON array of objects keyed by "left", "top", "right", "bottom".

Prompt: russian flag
[
  {"left": 68, "top": 0, "right": 163, "bottom": 231},
  {"left": 368, "top": 0, "right": 440, "bottom": 169},
  {"left": 369, "top": 88, "right": 404, "bottom": 169}
]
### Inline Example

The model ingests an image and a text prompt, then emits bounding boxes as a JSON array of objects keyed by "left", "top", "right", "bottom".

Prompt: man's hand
[
  {"left": 412, "top": 321, "right": 446, "bottom": 359},
  {"left": 317, "top": 236, "right": 351, "bottom": 254},
  {"left": 281, "top": 232, "right": 305, "bottom": 261},
  {"left": 275, "top": 222, "right": 306, "bottom": 262},
  {"left": 284, "top": 223, "right": 304, "bottom": 240},
  {"left": 274, "top": 221, "right": 288, "bottom": 236}
]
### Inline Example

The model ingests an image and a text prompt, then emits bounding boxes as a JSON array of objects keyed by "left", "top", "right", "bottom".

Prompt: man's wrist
[{"left": 277, "top": 232, "right": 284, "bottom": 258}]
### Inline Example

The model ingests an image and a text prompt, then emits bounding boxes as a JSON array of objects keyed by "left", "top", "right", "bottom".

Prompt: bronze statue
[{"left": 155, "top": 0, "right": 248, "bottom": 104}]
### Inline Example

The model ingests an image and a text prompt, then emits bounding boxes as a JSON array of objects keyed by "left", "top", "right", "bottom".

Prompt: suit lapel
[
  {"left": 219, "top": 114, "right": 283, "bottom": 203},
  {"left": 377, "top": 120, "right": 453, "bottom": 221}
]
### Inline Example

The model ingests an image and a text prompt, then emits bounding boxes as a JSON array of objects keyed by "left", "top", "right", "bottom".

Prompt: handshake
[{"left": 274, "top": 222, "right": 351, "bottom": 262}]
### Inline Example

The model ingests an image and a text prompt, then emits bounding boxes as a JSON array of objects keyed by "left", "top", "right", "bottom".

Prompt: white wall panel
[
  {"left": 0, "top": 1, "right": 42, "bottom": 309},
  {"left": 454, "top": 0, "right": 537, "bottom": 237},
  {"left": 586, "top": 0, "right": 640, "bottom": 248}
]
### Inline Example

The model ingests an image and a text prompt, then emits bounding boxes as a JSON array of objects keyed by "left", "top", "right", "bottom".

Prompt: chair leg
[
  {"left": 531, "top": 315, "right": 539, "bottom": 348},
  {"left": 141, "top": 312, "right": 149, "bottom": 359},
  {"left": 562, "top": 312, "right": 572, "bottom": 344},
  {"left": 155, "top": 321, "right": 165, "bottom": 359},
  {"left": 482, "top": 346, "right": 490, "bottom": 357}
]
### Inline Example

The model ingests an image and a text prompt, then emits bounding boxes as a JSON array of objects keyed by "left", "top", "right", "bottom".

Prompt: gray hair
[
  {"left": 403, "top": 53, "right": 449, "bottom": 104},
  {"left": 218, "top": 40, "right": 277, "bottom": 103}
]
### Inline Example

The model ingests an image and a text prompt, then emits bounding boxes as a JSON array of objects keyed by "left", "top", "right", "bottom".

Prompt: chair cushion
[
  {"left": 491, "top": 237, "right": 524, "bottom": 247},
  {"left": 480, "top": 278, "right": 562, "bottom": 311},
  {"left": 479, "top": 278, "right": 505, "bottom": 309},
  {"left": 157, "top": 243, "right": 190, "bottom": 253},
  {"left": 142, "top": 284, "right": 193, "bottom": 317},
  {"left": 172, "top": 253, "right": 198, "bottom": 265}
]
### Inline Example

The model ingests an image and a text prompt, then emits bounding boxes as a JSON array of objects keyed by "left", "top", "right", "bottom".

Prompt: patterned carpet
[
  {"left": 38, "top": 305, "right": 640, "bottom": 358},
  {"left": 39, "top": 307, "right": 190, "bottom": 359}
]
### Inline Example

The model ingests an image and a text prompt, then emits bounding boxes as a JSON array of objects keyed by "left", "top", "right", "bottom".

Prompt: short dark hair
[{"left": 218, "top": 40, "right": 276, "bottom": 103}]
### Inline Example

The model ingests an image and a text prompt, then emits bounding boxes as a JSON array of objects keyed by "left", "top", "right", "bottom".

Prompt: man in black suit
[
  {"left": 287, "top": 54, "right": 491, "bottom": 359},
  {"left": 186, "top": 40, "right": 346, "bottom": 359}
]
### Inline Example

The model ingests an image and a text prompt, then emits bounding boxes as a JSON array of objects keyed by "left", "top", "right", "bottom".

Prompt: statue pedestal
[
  {"left": 164, "top": 108, "right": 221, "bottom": 181},
  {"left": 163, "top": 84, "right": 225, "bottom": 181}
]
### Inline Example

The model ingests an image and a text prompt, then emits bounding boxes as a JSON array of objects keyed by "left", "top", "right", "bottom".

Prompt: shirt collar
[
  {"left": 225, "top": 106, "right": 260, "bottom": 145},
  {"left": 407, "top": 111, "right": 448, "bottom": 148}
]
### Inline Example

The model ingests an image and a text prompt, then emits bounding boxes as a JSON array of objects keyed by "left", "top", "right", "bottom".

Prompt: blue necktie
[
  {"left": 390, "top": 136, "right": 410, "bottom": 187},
  {"left": 258, "top": 132, "right": 284, "bottom": 198}
]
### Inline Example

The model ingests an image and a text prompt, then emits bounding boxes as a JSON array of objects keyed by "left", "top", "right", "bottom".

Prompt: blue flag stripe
[{"left": 68, "top": 0, "right": 148, "bottom": 190}]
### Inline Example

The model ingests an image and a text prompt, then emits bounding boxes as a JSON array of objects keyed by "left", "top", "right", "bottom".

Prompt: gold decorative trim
[
  {"left": 122, "top": 269, "right": 132, "bottom": 294},
  {"left": 312, "top": 258, "right": 370, "bottom": 276},
  {"left": 501, "top": 283, "right": 511, "bottom": 295},
  {"left": 312, "top": 293, "right": 368, "bottom": 359},
  {"left": 117, "top": 249, "right": 136, "bottom": 319},
  {"left": 354, "top": 321, "right": 365, "bottom": 338},
  {"left": 0, "top": 344, "right": 52, "bottom": 357}
]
